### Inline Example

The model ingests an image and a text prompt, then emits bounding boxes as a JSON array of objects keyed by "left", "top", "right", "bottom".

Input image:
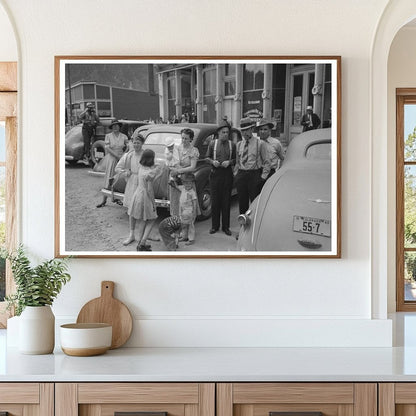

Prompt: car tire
[
  {"left": 91, "top": 140, "right": 106, "bottom": 165},
  {"left": 197, "top": 182, "right": 212, "bottom": 221}
]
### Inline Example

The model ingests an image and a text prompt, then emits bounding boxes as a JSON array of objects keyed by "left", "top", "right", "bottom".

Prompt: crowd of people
[{"left": 92, "top": 107, "right": 321, "bottom": 251}]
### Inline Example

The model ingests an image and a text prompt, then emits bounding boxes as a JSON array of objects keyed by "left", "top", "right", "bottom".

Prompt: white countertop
[
  {"left": 3, "top": 313, "right": 416, "bottom": 382},
  {"left": 3, "top": 346, "right": 416, "bottom": 382}
]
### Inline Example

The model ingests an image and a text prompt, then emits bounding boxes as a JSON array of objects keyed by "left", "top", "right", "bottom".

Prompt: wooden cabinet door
[
  {"left": 379, "top": 383, "right": 416, "bottom": 416},
  {"left": 0, "top": 383, "right": 53, "bottom": 415},
  {"left": 217, "top": 383, "right": 377, "bottom": 416},
  {"left": 55, "top": 383, "right": 215, "bottom": 416}
]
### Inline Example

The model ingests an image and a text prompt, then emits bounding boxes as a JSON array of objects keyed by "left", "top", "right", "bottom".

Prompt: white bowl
[{"left": 60, "top": 323, "right": 112, "bottom": 356}]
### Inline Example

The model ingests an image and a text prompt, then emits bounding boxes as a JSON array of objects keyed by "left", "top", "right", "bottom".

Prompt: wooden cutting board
[{"left": 76, "top": 281, "right": 133, "bottom": 349}]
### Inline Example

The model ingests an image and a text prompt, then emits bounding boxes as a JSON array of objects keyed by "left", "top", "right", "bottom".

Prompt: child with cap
[{"left": 178, "top": 172, "right": 198, "bottom": 245}]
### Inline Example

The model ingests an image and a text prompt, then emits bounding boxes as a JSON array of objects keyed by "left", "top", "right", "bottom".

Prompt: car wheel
[
  {"left": 91, "top": 140, "right": 106, "bottom": 165},
  {"left": 197, "top": 182, "right": 211, "bottom": 221}
]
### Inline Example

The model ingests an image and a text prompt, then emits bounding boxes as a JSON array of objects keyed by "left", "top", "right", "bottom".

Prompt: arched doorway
[
  {"left": 371, "top": 1, "right": 416, "bottom": 317},
  {"left": 0, "top": 0, "right": 18, "bottom": 327}
]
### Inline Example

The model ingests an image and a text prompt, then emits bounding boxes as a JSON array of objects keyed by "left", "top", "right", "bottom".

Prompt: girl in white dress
[{"left": 125, "top": 149, "right": 160, "bottom": 251}]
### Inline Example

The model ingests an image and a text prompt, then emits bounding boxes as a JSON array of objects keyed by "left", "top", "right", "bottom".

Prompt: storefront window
[
  {"left": 96, "top": 85, "right": 110, "bottom": 99},
  {"left": 181, "top": 73, "right": 193, "bottom": 116},
  {"left": 292, "top": 74, "right": 303, "bottom": 125},
  {"left": 97, "top": 101, "right": 111, "bottom": 117},
  {"left": 243, "top": 64, "right": 264, "bottom": 121},
  {"left": 272, "top": 65, "right": 286, "bottom": 134}
]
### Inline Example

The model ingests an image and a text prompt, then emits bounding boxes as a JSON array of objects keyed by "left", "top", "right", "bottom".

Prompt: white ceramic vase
[{"left": 18, "top": 305, "right": 55, "bottom": 354}]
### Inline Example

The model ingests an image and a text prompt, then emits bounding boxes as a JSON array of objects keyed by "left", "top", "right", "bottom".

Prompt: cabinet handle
[
  {"left": 270, "top": 413, "right": 323, "bottom": 416},
  {"left": 115, "top": 412, "right": 168, "bottom": 416}
]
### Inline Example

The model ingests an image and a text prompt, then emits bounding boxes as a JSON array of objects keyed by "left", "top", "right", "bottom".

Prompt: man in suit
[
  {"left": 301, "top": 105, "right": 320, "bottom": 132},
  {"left": 235, "top": 117, "right": 271, "bottom": 215}
]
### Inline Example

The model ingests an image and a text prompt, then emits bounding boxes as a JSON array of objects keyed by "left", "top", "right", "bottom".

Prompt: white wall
[
  {"left": 387, "top": 26, "right": 416, "bottom": 312},
  {"left": 0, "top": 0, "right": 394, "bottom": 347}
]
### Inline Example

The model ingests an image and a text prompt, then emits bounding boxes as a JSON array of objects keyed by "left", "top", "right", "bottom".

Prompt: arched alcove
[
  {"left": 0, "top": 1, "right": 17, "bottom": 61},
  {"left": 371, "top": 1, "right": 416, "bottom": 318}
]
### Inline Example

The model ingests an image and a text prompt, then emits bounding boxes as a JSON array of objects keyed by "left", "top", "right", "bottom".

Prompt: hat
[
  {"left": 181, "top": 172, "right": 195, "bottom": 182},
  {"left": 306, "top": 105, "right": 313, "bottom": 111},
  {"left": 86, "top": 102, "right": 94, "bottom": 108},
  {"left": 109, "top": 120, "right": 123, "bottom": 129},
  {"left": 256, "top": 118, "right": 274, "bottom": 130},
  {"left": 165, "top": 137, "right": 175, "bottom": 147},
  {"left": 239, "top": 117, "right": 256, "bottom": 131},
  {"left": 216, "top": 120, "right": 231, "bottom": 131}
]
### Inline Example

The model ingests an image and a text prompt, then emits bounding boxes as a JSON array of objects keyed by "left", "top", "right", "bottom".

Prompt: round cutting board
[{"left": 76, "top": 281, "right": 133, "bottom": 349}]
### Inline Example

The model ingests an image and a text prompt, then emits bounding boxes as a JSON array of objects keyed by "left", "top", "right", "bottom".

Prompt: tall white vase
[{"left": 19, "top": 306, "right": 55, "bottom": 354}]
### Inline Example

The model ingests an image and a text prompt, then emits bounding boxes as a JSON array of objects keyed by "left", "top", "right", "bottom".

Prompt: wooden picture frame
[{"left": 55, "top": 56, "right": 341, "bottom": 258}]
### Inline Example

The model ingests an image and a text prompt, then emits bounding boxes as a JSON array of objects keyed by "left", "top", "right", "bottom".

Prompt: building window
[
  {"left": 396, "top": 89, "right": 416, "bottom": 311},
  {"left": 167, "top": 75, "right": 176, "bottom": 119},
  {"left": 323, "top": 64, "right": 332, "bottom": 128},
  {"left": 82, "top": 84, "right": 95, "bottom": 100},
  {"left": 242, "top": 64, "right": 264, "bottom": 119},
  {"left": 202, "top": 65, "right": 216, "bottom": 123},
  {"left": 224, "top": 64, "right": 236, "bottom": 97}
]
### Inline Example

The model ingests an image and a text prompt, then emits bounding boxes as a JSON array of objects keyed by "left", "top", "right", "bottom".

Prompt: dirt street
[{"left": 65, "top": 163, "right": 241, "bottom": 253}]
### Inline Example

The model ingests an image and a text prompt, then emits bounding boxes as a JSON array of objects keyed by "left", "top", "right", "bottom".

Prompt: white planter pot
[{"left": 19, "top": 306, "right": 55, "bottom": 354}]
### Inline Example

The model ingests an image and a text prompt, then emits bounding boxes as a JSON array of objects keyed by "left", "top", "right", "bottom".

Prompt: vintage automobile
[
  {"left": 237, "top": 128, "right": 332, "bottom": 252},
  {"left": 107, "top": 123, "right": 242, "bottom": 220},
  {"left": 65, "top": 119, "right": 147, "bottom": 165}
]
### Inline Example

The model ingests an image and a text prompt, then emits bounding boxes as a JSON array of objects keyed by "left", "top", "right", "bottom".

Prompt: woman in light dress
[
  {"left": 114, "top": 134, "right": 145, "bottom": 215},
  {"left": 125, "top": 149, "right": 161, "bottom": 251},
  {"left": 169, "top": 128, "right": 200, "bottom": 216},
  {"left": 96, "top": 120, "right": 128, "bottom": 208}
]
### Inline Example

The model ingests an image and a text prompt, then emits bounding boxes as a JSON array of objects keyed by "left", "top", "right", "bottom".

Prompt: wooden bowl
[{"left": 60, "top": 323, "right": 112, "bottom": 356}]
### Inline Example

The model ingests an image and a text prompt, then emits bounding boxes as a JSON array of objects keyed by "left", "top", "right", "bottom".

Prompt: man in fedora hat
[
  {"left": 235, "top": 117, "right": 271, "bottom": 215},
  {"left": 301, "top": 105, "right": 320, "bottom": 132},
  {"left": 205, "top": 120, "right": 236, "bottom": 235},
  {"left": 79, "top": 102, "right": 100, "bottom": 164},
  {"left": 256, "top": 118, "right": 284, "bottom": 179}
]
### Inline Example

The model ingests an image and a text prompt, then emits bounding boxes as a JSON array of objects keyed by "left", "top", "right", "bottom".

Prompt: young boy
[
  {"left": 164, "top": 136, "right": 179, "bottom": 188},
  {"left": 178, "top": 172, "right": 198, "bottom": 245}
]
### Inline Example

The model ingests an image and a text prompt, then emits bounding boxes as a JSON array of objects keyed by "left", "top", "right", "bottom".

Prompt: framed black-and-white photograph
[{"left": 55, "top": 56, "right": 341, "bottom": 258}]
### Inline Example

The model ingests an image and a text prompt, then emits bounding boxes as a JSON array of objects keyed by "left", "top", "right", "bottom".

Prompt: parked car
[
  {"left": 237, "top": 128, "right": 332, "bottom": 252},
  {"left": 65, "top": 119, "right": 147, "bottom": 166},
  {"left": 107, "top": 123, "right": 242, "bottom": 220}
]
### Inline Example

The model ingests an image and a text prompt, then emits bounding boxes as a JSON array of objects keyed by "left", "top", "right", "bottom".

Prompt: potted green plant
[{"left": 4, "top": 246, "right": 71, "bottom": 354}]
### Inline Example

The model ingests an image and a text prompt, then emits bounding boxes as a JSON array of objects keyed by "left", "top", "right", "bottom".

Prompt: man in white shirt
[{"left": 256, "top": 118, "right": 284, "bottom": 178}]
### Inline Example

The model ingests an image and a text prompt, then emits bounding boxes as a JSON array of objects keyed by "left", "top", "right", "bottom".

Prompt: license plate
[{"left": 293, "top": 215, "right": 331, "bottom": 237}]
